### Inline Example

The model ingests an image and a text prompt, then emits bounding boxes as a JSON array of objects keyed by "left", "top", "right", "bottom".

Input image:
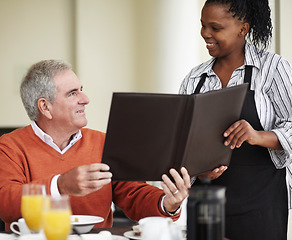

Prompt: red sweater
[{"left": 0, "top": 126, "right": 178, "bottom": 230}]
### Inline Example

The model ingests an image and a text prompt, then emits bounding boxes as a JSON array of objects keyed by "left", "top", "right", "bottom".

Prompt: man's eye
[{"left": 69, "top": 92, "right": 77, "bottom": 97}]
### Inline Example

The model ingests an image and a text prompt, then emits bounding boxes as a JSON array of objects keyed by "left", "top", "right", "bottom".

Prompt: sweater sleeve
[
  {"left": 0, "top": 135, "right": 52, "bottom": 224},
  {"left": 111, "top": 181, "right": 180, "bottom": 222}
]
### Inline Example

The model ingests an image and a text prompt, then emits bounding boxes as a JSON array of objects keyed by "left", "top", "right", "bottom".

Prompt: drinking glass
[
  {"left": 21, "top": 184, "right": 46, "bottom": 232},
  {"left": 42, "top": 195, "right": 72, "bottom": 240}
]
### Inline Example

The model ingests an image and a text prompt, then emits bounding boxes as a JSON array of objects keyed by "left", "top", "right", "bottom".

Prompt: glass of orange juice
[
  {"left": 42, "top": 195, "right": 72, "bottom": 240},
  {"left": 21, "top": 184, "right": 46, "bottom": 232}
]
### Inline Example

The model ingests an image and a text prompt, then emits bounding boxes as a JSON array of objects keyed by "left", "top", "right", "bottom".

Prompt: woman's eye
[{"left": 212, "top": 26, "right": 222, "bottom": 32}]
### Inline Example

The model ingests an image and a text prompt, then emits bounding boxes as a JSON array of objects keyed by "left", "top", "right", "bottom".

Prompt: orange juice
[
  {"left": 43, "top": 209, "right": 72, "bottom": 240},
  {"left": 21, "top": 195, "right": 44, "bottom": 231}
]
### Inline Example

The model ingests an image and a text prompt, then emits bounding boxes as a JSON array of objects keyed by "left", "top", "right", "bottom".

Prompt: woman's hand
[
  {"left": 223, "top": 119, "right": 261, "bottom": 149},
  {"left": 198, "top": 166, "right": 227, "bottom": 181},
  {"left": 223, "top": 119, "right": 282, "bottom": 150}
]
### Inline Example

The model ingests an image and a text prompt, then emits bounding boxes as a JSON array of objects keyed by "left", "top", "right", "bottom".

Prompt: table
[
  {"left": 2, "top": 225, "right": 230, "bottom": 240},
  {"left": 89, "top": 225, "right": 132, "bottom": 236},
  {"left": 0, "top": 226, "right": 133, "bottom": 239}
]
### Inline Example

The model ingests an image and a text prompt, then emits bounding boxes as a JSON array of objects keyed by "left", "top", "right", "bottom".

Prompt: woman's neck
[{"left": 212, "top": 49, "right": 245, "bottom": 87}]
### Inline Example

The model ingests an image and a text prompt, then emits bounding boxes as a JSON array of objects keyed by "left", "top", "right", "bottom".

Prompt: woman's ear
[
  {"left": 240, "top": 22, "right": 250, "bottom": 36},
  {"left": 37, "top": 98, "right": 53, "bottom": 120}
]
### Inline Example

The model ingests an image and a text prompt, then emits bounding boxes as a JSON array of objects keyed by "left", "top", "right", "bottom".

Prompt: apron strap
[
  {"left": 244, "top": 65, "right": 253, "bottom": 84},
  {"left": 193, "top": 73, "right": 207, "bottom": 94}
]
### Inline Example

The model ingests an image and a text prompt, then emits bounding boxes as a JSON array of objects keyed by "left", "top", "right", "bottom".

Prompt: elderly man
[{"left": 0, "top": 60, "right": 194, "bottom": 230}]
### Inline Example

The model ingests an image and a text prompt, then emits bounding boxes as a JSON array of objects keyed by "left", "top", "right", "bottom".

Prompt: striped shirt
[{"left": 179, "top": 42, "right": 292, "bottom": 208}]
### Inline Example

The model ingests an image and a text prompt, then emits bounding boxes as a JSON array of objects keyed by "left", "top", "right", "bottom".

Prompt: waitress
[{"left": 180, "top": 0, "right": 292, "bottom": 239}]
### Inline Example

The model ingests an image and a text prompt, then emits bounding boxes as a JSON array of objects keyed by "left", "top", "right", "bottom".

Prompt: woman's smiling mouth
[{"left": 206, "top": 42, "right": 216, "bottom": 49}]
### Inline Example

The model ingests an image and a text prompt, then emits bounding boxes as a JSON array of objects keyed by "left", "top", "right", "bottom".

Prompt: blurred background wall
[{"left": 0, "top": 0, "right": 199, "bottom": 131}]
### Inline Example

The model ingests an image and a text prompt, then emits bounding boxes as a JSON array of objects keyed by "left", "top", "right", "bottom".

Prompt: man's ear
[
  {"left": 240, "top": 22, "right": 250, "bottom": 37},
  {"left": 37, "top": 98, "right": 53, "bottom": 120}
]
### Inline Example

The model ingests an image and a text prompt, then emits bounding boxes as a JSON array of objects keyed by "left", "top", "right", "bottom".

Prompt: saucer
[
  {"left": 123, "top": 231, "right": 141, "bottom": 240},
  {"left": 18, "top": 234, "right": 80, "bottom": 240},
  {"left": 18, "top": 233, "right": 44, "bottom": 240},
  {"left": 81, "top": 233, "right": 128, "bottom": 240},
  {"left": 0, "top": 233, "right": 14, "bottom": 240}
]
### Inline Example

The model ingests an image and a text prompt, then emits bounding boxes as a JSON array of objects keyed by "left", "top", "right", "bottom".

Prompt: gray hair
[{"left": 20, "top": 59, "right": 72, "bottom": 121}]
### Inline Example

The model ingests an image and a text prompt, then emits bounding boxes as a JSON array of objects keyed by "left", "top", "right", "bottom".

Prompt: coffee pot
[{"left": 187, "top": 180, "right": 226, "bottom": 240}]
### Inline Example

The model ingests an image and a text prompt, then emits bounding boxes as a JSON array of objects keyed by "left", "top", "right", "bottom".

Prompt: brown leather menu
[{"left": 102, "top": 83, "right": 248, "bottom": 181}]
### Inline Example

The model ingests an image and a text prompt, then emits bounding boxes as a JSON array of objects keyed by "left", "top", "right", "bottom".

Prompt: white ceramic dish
[
  {"left": 71, "top": 215, "right": 104, "bottom": 234},
  {"left": 80, "top": 233, "right": 128, "bottom": 240},
  {"left": 0, "top": 233, "right": 15, "bottom": 240},
  {"left": 18, "top": 233, "right": 44, "bottom": 240},
  {"left": 18, "top": 234, "right": 88, "bottom": 240},
  {"left": 123, "top": 231, "right": 141, "bottom": 240},
  {"left": 179, "top": 225, "right": 187, "bottom": 238},
  {"left": 111, "top": 236, "right": 128, "bottom": 240},
  {"left": 18, "top": 234, "right": 93, "bottom": 240},
  {"left": 124, "top": 225, "right": 186, "bottom": 240}
]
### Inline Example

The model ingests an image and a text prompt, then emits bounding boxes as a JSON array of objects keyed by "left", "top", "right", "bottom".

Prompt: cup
[
  {"left": 10, "top": 218, "right": 31, "bottom": 235},
  {"left": 139, "top": 216, "right": 183, "bottom": 240}
]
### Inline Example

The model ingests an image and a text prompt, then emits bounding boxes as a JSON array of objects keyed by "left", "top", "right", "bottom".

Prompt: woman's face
[{"left": 200, "top": 3, "right": 247, "bottom": 59}]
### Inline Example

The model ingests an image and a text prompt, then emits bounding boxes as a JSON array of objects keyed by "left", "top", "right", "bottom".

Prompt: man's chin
[
  {"left": 77, "top": 118, "right": 88, "bottom": 129},
  {"left": 81, "top": 121, "right": 88, "bottom": 128}
]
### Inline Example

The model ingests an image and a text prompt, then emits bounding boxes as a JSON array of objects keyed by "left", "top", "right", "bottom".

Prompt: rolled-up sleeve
[{"left": 268, "top": 58, "right": 292, "bottom": 168}]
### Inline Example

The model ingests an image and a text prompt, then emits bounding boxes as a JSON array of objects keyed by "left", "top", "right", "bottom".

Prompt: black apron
[{"left": 194, "top": 66, "right": 288, "bottom": 240}]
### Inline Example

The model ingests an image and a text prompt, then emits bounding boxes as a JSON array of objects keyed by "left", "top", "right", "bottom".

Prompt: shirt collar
[
  {"left": 189, "top": 58, "right": 216, "bottom": 79},
  {"left": 31, "top": 121, "right": 82, "bottom": 154},
  {"left": 244, "top": 42, "right": 261, "bottom": 70}
]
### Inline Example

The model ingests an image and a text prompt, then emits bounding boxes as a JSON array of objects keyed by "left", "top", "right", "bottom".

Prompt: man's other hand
[{"left": 58, "top": 163, "right": 112, "bottom": 196}]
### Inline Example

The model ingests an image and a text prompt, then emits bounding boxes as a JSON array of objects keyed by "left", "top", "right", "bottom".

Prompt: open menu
[{"left": 102, "top": 83, "right": 248, "bottom": 181}]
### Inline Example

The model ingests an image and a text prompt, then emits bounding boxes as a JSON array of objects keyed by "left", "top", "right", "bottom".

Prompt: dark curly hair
[{"left": 204, "top": 0, "right": 272, "bottom": 50}]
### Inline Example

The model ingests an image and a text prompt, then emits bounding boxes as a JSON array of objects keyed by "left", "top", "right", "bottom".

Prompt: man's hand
[
  {"left": 57, "top": 163, "right": 112, "bottom": 196},
  {"left": 160, "top": 167, "right": 191, "bottom": 213},
  {"left": 198, "top": 166, "right": 227, "bottom": 181}
]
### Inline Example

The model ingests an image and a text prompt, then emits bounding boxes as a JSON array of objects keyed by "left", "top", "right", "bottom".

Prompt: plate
[
  {"left": 112, "top": 235, "right": 129, "bottom": 240},
  {"left": 0, "top": 233, "right": 14, "bottom": 240},
  {"left": 80, "top": 233, "right": 128, "bottom": 240},
  {"left": 123, "top": 231, "right": 141, "bottom": 240},
  {"left": 123, "top": 226, "right": 186, "bottom": 240},
  {"left": 71, "top": 215, "right": 104, "bottom": 234},
  {"left": 71, "top": 215, "right": 104, "bottom": 226},
  {"left": 18, "top": 234, "right": 44, "bottom": 240}
]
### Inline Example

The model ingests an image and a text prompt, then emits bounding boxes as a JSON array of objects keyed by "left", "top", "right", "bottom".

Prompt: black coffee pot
[{"left": 187, "top": 180, "right": 226, "bottom": 240}]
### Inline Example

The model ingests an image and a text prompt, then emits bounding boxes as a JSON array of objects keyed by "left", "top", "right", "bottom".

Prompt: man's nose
[{"left": 79, "top": 91, "right": 90, "bottom": 104}]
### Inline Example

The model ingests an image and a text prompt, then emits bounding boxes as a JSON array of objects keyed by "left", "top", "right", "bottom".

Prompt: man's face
[{"left": 49, "top": 69, "right": 89, "bottom": 133}]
